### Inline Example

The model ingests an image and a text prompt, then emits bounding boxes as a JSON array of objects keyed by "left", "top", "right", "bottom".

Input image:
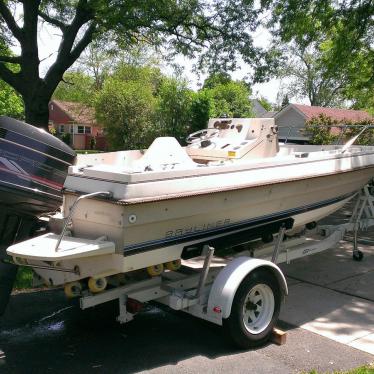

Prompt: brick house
[
  {"left": 48, "top": 100, "right": 107, "bottom": 150},
  {"left": 276, "top": 104, "right": 372, "bottom": 143}
]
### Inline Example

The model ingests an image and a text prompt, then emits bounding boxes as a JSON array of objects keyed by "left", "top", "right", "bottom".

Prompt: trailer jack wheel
[
  {"left": 146, "top": 264, "right": 164, "bottom": 277},
  {"left": 88, "top": 277, "right": 107, "bottom": 293},
  {"left": 64, "top": 281, "right": 82, "bottom": 298},
  {"left": 165, "top": 259, "right": 181, "bottom": 271},
  {"left": 223, "top": 269, "right": 281, "bottom": 349}
]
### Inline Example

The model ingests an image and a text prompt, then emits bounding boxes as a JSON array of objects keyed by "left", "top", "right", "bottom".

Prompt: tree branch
[
  {"left": 0, "top": 63, "right": 23, "bottom": 93},
  {"left": 0, "top": 55, "right": 21, "bottom": 64},
  {"left": 44, "top": 19, "right": 96, "bottom": 96},
  {"left": 69, "top": 23, "right": 96, "bottom": 61},
  {"left": 0, "top": 1, "right": 23, "bottom": 41},
  {"left": 38, "top": 10, "right": 67, "bottom": 31}
]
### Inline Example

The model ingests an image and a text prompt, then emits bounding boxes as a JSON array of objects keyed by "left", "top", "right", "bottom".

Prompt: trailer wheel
[{"left": 223, "top": 268, "right": 281, "bottom": 349}]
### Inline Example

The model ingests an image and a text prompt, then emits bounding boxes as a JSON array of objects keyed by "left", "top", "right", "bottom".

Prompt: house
[
  {"left": 250, "top": 99, "right": 277, "bottom": 118},
  {"left": 48, "top": 100, "right": 107, "bottom": 150},
  {"left": 250, "top": 99, "right": 268, "bottom": 117},
  {"left": 276, "top": 104, "right": 372, "bottom": 143}
]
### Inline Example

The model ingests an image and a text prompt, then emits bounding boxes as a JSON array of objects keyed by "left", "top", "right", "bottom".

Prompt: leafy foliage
[
  {"left": 274, "top": 42, "right": 347, "bottom": 107},
  {"left": 95, "top": 78, "right": 157, "bottom": 150},
  {"left": 205, "top": 81, "right": 254, "bottom": 118},
  {"left": 53, "top": 71, "right": 96, "bottom": 104},
  {"left": 94, "top": 64, "right": 255, "bottom": 150},
  {"left": 305, "top": 114, "right": 374, "bottom": 145},
  {"left": 155, "top": 77, "right": 193, "bottom": 143},
  {"left": 271, "top": 0, "right": 374, "bottom": 109},
  {"left": 203, "top": 72, "right": 232, "bottom": 90},
  {"left": 61, "top": 132, "right": 71, "bottom": 146},
  {"left": 0, "top": 79, "right": 24, "bottom": 119},
  {"left": 0, "top": 0, "right": 274, "bottom": 127},
  {"left": 305, "top": 115, "right": 340, "bottom": 145},
  {"left": 189, "top": 90, "right": 214, "bottom": 134},
  {"left": 257, "top": 96, "right": 272, "bottom": 112}
]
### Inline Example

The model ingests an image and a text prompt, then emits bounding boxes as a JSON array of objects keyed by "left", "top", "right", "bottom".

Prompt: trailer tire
[{"left": 223, "top": 268, "right": 281, "bottom": 349}]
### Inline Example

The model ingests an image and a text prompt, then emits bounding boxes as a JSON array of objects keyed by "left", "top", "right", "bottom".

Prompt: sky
[{"left": 34, "top": 22, "right": 286, "bottom": 104}]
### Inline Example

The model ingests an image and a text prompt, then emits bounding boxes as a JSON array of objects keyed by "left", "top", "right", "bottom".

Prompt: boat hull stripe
[{"left": 123, "top": 191, "right": 355, "bottom": 255}]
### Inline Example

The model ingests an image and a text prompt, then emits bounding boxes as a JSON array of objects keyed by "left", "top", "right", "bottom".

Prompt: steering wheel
[{"left": 186, "top": 128, "right": 219, "bottom": 144}]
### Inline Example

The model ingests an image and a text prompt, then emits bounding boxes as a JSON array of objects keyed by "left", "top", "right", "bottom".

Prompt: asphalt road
[{"left": 0, "top": 288, "right": 373, "bottom": 374}]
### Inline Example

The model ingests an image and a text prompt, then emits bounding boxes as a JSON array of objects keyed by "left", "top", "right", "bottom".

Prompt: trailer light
[
  {"left": 126, "top": 298, "right": 143, "bottom": 313},
  {"left": 213, "top": 306, "right": 222, "bottom": 313}
]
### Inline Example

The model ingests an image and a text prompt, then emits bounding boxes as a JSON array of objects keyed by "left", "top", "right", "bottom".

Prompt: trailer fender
[{"left": 207, "top": 257, "right": 288, "bottom": 321}]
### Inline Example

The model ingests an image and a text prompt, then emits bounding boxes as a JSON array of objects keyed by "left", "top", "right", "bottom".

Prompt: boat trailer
[{"left": 64, "top": 185, "right": 374, "bottom": 348}]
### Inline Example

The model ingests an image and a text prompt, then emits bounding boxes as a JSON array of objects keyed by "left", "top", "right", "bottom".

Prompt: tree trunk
[{"left": 23, "top": 95, "right": 50, "bottom": 131}]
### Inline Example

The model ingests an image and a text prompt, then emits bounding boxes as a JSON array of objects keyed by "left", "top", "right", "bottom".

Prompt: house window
[
  {"left": 70, "top": 125, "right": 74, "bottom": 134},
  {"left": 77, "top": 125, "right": 91, "bottom": 134},
  {"left": 59, "top": 125, "right": 65, "bottom": 133}
]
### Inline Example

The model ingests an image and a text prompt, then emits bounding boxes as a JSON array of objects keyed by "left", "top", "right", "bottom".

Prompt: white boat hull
[
  {"left": 8, "top": 167, "right": 373, "bottom": 286},
  {"left": 7, "top": 118, "right": 374, "bottom": 288}
]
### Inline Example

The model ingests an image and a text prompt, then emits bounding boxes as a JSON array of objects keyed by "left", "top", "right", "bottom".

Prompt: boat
[
  {"left": 7, "top": 117, "right": 374, "bottom": 296},
  {"left": 0, "top": 116, "right": 76, "bottom": 314}
]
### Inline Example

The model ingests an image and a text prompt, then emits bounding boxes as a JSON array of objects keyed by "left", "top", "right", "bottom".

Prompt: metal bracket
[
  {"left": 117, "top": 294, "right": 134, "bottom": 324},
  {"left": 348, "top": 185, "right": 374, "bottom": 256},
  {"left": 271, "top": 224, "right": 286, "bottom": 263},
  {"left": 195, "top": 245, "right": 215, "bottom": 302}
]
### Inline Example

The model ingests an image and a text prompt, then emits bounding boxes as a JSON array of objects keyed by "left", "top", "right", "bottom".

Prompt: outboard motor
[{"left": 0, "top": 116, "right": 76, "bottom": 315}]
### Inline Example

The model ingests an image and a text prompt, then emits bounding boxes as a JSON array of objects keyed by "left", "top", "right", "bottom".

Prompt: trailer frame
[{"left": 74, "top": 185, "right": 374, "bottom": 348}]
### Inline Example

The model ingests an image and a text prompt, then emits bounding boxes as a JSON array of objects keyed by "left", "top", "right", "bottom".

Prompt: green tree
[
  {"left": 0, "top": 78, "right": 23, "bottom": 119},
  {"left": 189, "top": 90, "right": 214, "bottom": 133},
  {"left": 258, "top": 96, "right": 272, "bottom": 112},
  {"left": 156, "top": 77, "right": 193, "bottom": 143},
  {"left": 207, "top": 81, "right": 254, "bottom": 118},
  {"left": 275, "top": 43, "right": 346, "bottom": 107},
  {"left": 203, "top": 72, "right": 232, "bottom": 90},
  {"left": 112, "top": 64, "right": 164, "bottom": 96},
  {"left": 95, "top": 79, "right": 157, "bottom": 150},
  {"left": 305, "top": 115, "right": 340, "bottom": 145},
  {"left": 53, "top": 71, "right": 95, "bottom": 104},
  {"left": 281, "top": 94, "right": 289, "bottom": 108},
  {"left": 305, "top": 114, "right": 374, "bottom": 145},
  {"left": 271, "top": 0, "right": 373, "bottom": 108},
  {"left": 0, "top": 0, "right": 271, "bottom": 130}
]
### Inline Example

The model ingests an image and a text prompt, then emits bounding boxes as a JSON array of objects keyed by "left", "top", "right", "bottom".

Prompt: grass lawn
[
  {"left": 14, "top": 266, "right": 34, "bottom": 289},
  {"left": 307, "top": 365, "right": 374, "bottom": 374}
]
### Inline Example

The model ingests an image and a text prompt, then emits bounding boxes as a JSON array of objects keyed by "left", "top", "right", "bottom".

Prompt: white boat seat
[{"left": 134, "top": 137, "right": 195, "bottom": 171}]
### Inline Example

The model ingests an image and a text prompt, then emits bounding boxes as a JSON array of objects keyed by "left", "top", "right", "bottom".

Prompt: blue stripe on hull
[{"left": 123, "top": 191, "right": 355, "bottom": 255}]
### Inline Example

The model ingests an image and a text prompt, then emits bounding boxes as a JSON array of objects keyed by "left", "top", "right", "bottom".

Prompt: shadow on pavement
[{"left": 0, "top": 289, "right": 243, "bottom": 373}]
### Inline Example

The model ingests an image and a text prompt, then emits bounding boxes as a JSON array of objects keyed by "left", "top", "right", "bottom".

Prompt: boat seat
[{"left": 134, "top": 137, "right": 195, "bottom": 171}]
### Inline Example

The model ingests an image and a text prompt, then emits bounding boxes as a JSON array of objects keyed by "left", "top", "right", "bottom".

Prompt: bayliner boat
[
  {"left": 0, "top": 116, "right": 76, "bottom": 313},
  {"left": 7, "top": 118, "right": 374, "bottom": 296}
]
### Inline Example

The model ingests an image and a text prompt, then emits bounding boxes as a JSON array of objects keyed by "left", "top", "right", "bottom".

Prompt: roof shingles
[
  {"left": 293, "top": 104, "right": 372, "bottom": 122},
  {"left": 51, "top": 100, "right": 100, "bottom": 126}
]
